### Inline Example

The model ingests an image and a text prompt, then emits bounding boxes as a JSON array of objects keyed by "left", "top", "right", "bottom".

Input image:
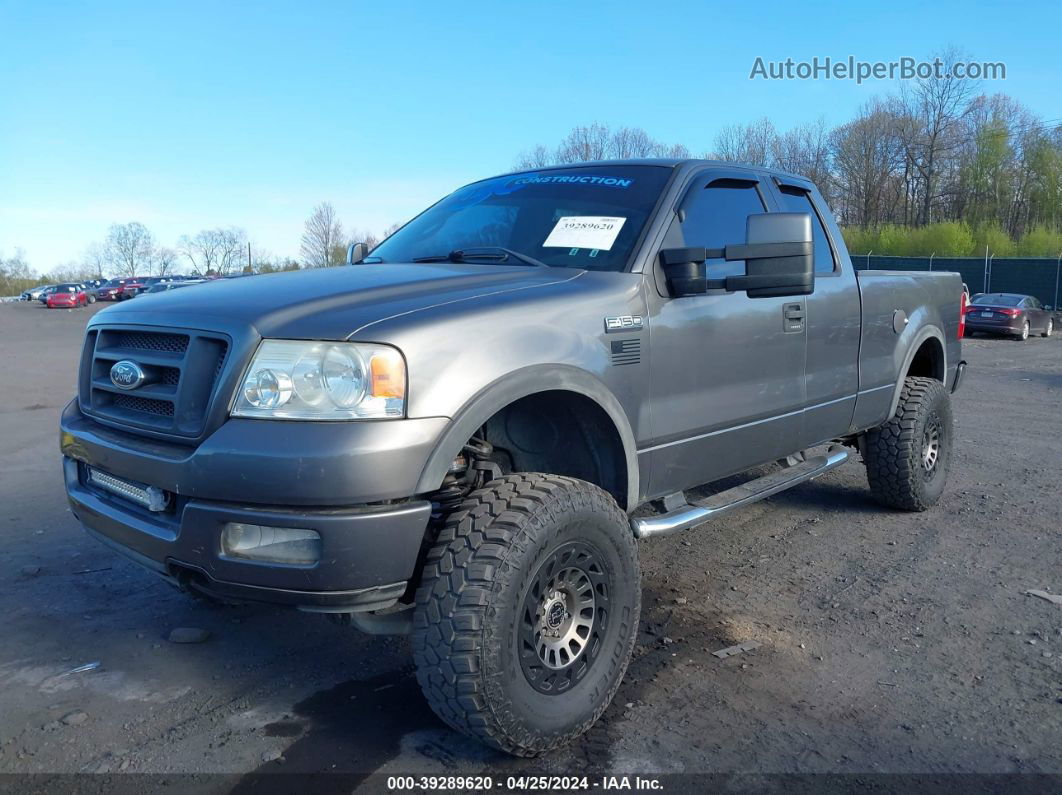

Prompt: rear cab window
[{"left": 776, "top": 185, "right": 836, "bottom": 274}]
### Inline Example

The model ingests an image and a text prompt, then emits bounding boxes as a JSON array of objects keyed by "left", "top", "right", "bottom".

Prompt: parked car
[
  {"left": 117, "top": 278, "right": 148, "bottom": 299},
  {"left": 128, "top": 276, "right": 187, "bottom": 297},
  {"left": 45, "top": 283, "right": 89, "bottom": 309},
  {"left": 61, "top": 159, "right": 965, "bottom": 756},
  {"left": 20, "top": 284, "right": 55, "bottom": 301},
  {"left": 964, "top": 292, "right": 1053, "bottom": 339},
  {"left": 82, "top": 279, "right": 107, "bottom": 301},
  {"left": 37, "top": 285, "right": 60, "bottom": 305},
  {"left": 144, "top": 279, "right": 205, "bottom": 294},
  {"left": 96, "top": 278, "right": 138, "bottom": 301},
  {"left": 76, "top": 282, "right": 97, "bottom": 304}
]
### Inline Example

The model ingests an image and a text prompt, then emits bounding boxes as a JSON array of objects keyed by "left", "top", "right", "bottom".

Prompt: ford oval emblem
[{"left": 110, "top": 360, "right": 146, "bottom": 390}]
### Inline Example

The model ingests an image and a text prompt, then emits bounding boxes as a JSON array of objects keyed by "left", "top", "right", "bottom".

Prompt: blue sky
[{"left": 1, "top": 0, "right": 1058, "bottom": 271}]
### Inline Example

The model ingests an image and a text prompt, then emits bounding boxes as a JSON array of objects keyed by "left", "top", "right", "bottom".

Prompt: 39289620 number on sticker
[{"left": 542, "top": 216, "right": 626, "bottom": 251}]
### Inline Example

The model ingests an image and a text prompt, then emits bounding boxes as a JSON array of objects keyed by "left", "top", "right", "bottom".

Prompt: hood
[{"left": 92, "top": 263, "right": 581, "bottom": 339}]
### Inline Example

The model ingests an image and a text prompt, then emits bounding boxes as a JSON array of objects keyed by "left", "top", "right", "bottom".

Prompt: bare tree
[
  {"left": 300, "top": 203, "right": 345, "bottom": 268},
  {"left": 82, "top": 242, "right": 108, "bottom": 279},
  {"left": 771, "top": 118, "right": 832, "bottom": 193},
  {"left": 105, "top": 222, "right": 155, "bottom": 278},
  {"left": 514, "top": 123, "right": 690, "bottom": 169},
  {"left": 153, "top": 246, "right": 179, "bottom": 276},
  {"left": 555, "top": 123, "right": 613, "bottom": 163},
  {"left": 214, "top": 228, "right": 248, "bottom": 274},
  {"left": 178, "top": 230, "right": 221, "bottom": 274},
  {"left": 48, "top": 262, "right": 95, "bottom": 283},
  {"left": 514, "top": 144, "right": 555, "bottom": 170},
  {"left": 829, "top": 100, "right": 905, "bottom": 227},
  {"left": 179, "top": 227, "right": 247, "bottom": 275},
  {"left": 712, "top": 118, "right": 776, "bottom": 166},
  {"left": 0, "top": 248, "right": 36, "bottom": 295},
  {"left": 895, "top": 47, "right": 980, "bottom": 225}
]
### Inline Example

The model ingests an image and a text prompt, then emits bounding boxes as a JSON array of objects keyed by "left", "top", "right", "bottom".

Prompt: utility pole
[
  {"left": 983, "top": 244, "right": 989, "bottom": 293},
  {"left": 929, "top": 252, "right": 935, "bottom": 271},
  {"left": 1054, "top": 252, "right": 1061, "bottom": 310},
  {"left": 247, "top": 242, "right": 252, "bottom": 272}
]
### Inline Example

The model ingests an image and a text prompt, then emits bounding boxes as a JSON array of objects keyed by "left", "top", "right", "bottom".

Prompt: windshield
[
  {"left": 369, "top": 165, "right": 673, "bottom": 272},
  {"left": 972, "top": 294, "right": 1022, "bottom": 306}
]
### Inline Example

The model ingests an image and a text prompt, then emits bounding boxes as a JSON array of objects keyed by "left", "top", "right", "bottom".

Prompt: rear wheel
[
  {"left": 864, "top": 376, "right": 953, "bottom": 511},
  {"left": 1042, "top": 319, "right": 1053, "bottom": 338},
  {"left": 1019, "top": 321, "right": 1030, "bottom": 340},
  {"left": 412, "top": 473, "right": 640, "bottom": 756}
]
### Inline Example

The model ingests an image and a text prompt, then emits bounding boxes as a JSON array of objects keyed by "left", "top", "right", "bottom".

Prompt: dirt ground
[{"left": 0, "top": 300, "right": 1059, "bottom": 791}]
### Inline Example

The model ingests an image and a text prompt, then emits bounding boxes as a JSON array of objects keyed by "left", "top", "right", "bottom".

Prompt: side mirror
[
  {"left": 347, "top": 242, "right": 370, "bottom": 265},
  {"left": 659, "top": 212, "right": 814, "bottom": 298}
]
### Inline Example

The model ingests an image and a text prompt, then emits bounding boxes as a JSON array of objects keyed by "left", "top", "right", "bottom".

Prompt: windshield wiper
[{"left": 412, "top": 247, "right": 549, "bottom": 268}]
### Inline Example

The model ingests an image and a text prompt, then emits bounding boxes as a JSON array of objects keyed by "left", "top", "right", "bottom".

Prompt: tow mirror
[
  {"left": 659, "top": 212, "right": 814, "bottom": 298},
  {"left": 347, "top": 242, "right": 370, "bottom": 265}
]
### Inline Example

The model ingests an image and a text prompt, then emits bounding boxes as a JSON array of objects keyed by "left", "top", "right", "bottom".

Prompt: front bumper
[{"left": 61, "top": 401, "right": 446, "bottom": 611}]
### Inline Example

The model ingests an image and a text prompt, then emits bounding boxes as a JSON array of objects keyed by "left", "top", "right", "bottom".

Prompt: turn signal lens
[{"left": 370, "top": 349, "right": 406, "bottom": 399}]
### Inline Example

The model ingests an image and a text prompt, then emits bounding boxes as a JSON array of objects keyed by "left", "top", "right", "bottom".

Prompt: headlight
[{"left": 231, "top": 340, "right": 405, "bottom": 420}]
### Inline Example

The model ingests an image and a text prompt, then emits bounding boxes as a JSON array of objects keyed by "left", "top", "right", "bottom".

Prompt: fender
[
  {"left": 415, "top": 364, "right": 640, "bottom": 512},
  {"left": 886, "top": 323, "right": 947, "bottom": 417}
]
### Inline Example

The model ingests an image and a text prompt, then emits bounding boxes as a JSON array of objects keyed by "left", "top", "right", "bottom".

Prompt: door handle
[{"left": 783, "top": 302, "right": 805, "bottom": 333}]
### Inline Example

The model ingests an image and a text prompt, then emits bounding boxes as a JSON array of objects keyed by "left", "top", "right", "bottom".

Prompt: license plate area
[{"left": 86, "top": 467, "right": 173, "bottom": 513}]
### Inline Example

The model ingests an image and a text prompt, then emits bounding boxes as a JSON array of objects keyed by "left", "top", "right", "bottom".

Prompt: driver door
[{"left": 644, "top": 169, "right": 807, "bottom": 498}]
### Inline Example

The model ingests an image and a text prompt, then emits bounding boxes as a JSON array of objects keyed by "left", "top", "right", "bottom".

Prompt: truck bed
[{"left": 851, "top": 269, "right": 964, "bottom": 432}]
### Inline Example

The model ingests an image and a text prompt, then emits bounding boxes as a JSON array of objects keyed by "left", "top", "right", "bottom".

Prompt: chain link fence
[{"left": 854, "top": 255, "right": 1062, "bottom": 309}]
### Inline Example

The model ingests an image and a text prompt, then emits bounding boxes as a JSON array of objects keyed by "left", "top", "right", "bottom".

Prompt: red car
[
  {"left": 46, "top": 283, "right": 90, "bottom": 308},
  {"left": 96, "top": 277, "right": 137, "bottom": 301},
  {"left": 118, "top": 278, "right": 147, "bottom": 299}
]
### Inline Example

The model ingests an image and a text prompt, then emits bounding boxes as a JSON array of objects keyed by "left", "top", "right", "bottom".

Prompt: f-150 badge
[{"left": 604, "top": 315, "right": 644, "bottom": 333}]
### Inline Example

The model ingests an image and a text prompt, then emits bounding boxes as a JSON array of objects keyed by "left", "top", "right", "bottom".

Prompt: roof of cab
[{"left": 492, "top": 158, "right": 815, "bottom": 187}]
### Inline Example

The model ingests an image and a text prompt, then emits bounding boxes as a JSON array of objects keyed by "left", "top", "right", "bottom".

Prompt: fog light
[{"left": 220, "top": 523, "right": 321, "bottom": 565}]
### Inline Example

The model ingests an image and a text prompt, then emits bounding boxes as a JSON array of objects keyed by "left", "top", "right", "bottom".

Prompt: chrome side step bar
[{"left": 631, "top": 445, "right": 850, "bottom": 539}]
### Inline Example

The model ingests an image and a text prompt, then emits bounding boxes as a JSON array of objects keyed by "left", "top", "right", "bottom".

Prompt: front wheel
[
  {"left": 412, "top": 473, "right": 640, "bottom": 756},
  {"left": 864, "top": 376, "right": 953, "bottom": 511}
]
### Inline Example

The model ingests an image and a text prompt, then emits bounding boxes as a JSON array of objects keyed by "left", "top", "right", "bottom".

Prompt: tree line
[
  {"left": 1, "top": 203, "right": 399, "bottom": 295},
  {"left": 515, "top": 50, "right": 1061, "bottom": 257}
]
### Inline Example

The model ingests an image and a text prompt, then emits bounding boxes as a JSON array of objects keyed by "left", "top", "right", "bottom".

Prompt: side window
[
  {"left": 777, "top": 186, "right": 836, "bottom": 274},
  {"left": 680, "top": 179, "right": 766, "bottom": 279}
]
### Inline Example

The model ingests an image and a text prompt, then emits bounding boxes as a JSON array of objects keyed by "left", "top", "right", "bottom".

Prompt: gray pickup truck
[{"left": 60, "top": 159, "right": 965, "bottom": 756}]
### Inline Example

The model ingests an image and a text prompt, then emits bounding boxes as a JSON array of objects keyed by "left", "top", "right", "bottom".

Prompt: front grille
[
  {"left": 112, "top": 393, "right": 175, "bottom": 416},
  {"left": 112, "top": 331, "right": 189, "bottom": 353},
  {"left": 79, "top": 325, "right": 231, "bottom": 439}
]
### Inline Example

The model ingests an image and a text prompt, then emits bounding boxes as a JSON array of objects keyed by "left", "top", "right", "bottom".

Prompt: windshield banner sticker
[
  {"left": 543, "top": 216, "right": 627, "bottom": 251},
  {"left": 513, "top": 174, "right": 634, "bottom": 188}
]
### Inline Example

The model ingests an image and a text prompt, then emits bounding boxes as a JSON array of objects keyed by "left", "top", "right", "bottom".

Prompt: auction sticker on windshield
[{"left": 543, "top": 216, "right": 626, "bottom": 251}]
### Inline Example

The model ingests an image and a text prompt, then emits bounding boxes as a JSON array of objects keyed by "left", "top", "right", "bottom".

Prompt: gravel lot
[{"left": 0, "top": 300, "right": 1059, "bottom": 789}]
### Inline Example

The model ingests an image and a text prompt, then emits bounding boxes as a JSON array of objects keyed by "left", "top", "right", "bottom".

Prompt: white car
[{"left": 20, "top": 285, "right": 55, "bottom": 301}]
